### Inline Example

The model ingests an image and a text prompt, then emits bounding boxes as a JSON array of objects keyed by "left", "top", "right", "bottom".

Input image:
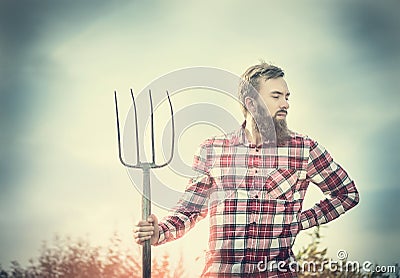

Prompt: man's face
[
  {"left": 257, "top": 77, "right": 290, "bottom": 120},
  {"left": 249, "top": 77, "right": 291, "bottom": 143}
]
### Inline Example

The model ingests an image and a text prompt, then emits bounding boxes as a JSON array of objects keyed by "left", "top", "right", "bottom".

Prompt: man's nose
[{"left": 280, "top": 98, "right": 289, "bottom": 110}]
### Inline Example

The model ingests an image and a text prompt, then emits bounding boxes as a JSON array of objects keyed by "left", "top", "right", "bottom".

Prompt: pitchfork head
[{"left": 114, "top": 89, "right": 175, "bottom": 169}]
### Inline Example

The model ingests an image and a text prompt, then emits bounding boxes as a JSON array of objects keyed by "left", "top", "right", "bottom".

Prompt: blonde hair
[{"left": 238, "top": 61, "right": 284, "bottom": 116}]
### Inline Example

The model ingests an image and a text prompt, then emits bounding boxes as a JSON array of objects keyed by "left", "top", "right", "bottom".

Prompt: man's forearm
[{"left": 299, "top": 181, "right": 359, "bottom": 230}]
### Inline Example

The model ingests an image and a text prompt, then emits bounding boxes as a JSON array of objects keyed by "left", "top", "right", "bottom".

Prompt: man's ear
[{"left": 245, "top": 97, "right": 256, "bottom": 113}]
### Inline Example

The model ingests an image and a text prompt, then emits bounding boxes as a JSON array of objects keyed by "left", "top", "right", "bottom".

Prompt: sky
[{"left": 0, "top": 0, "right": 399, "bottom": 276}]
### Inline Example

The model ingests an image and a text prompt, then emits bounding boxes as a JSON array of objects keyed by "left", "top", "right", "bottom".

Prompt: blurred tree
[
  {"left": 296, "top": 227, "right": 392, "bottom": 278},
  {"left": 0, "top": 232, "right": 186, "bottom": 278}
]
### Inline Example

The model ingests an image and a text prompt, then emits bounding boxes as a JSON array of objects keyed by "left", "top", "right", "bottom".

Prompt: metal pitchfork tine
[{"left": 114, "top": 88, "right": 175, "bottom": 278}]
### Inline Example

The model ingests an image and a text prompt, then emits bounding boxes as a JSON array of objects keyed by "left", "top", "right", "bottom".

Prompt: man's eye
[{"left": 272, "top": 96, "right": 279, "bottom": 99}]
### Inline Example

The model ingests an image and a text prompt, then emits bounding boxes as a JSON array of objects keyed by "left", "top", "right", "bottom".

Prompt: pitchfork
[{"left": 114, "top": 89, "right": 175, "bottom": 278}]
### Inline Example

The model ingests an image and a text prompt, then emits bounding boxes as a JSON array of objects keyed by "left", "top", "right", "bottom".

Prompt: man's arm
[
  {"left": 134, "top": 143, "right": 213, "bottom": 246},
  {"left": 299, "top": 140, "right": 360, "bottom": 230},
  {"left": 155, "top": 172, "right": 212, "bottom": 245}
]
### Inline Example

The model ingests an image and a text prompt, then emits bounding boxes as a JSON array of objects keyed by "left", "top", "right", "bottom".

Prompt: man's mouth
[{"left": 275, "top": 110, "right": 287, "bottom": 117}]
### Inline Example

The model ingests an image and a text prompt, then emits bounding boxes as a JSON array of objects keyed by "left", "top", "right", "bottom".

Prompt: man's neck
[{"left": 244, "top": 117, "right": 261, "bottom": 145}]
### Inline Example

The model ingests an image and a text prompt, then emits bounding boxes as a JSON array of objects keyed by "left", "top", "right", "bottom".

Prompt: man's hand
[{"left": 133, "top": 214, "right": 159, "bottom": 245}]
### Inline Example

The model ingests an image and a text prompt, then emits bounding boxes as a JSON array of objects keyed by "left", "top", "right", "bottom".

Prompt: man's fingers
[
  {"left": 136, "top": 220, "right": 154, "bottom": 226},
  {"left": 133, "top": 225, "right": 154, "bottom": 233},
  {"left": 133, "top": 231, "right": 154, "bottom": 238},
  {"left": 133, "top": 214, "right": 159, "bottom": 246},
  {"left": 135, "top": 236, "right": 152, "bottom": 244}
]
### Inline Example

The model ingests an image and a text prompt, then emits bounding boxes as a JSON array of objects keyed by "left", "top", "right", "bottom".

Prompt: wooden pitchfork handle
[
  {"left": 142, "top": 165, "right": 151, "bottom": 278},
  {"left": 114, "top": 88, "right": 175, "bottom": 278}
]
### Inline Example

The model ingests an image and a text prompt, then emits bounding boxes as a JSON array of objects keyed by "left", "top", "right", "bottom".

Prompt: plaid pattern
[{"left": 156, "top": 125, "right": 359, "bottom": 277}]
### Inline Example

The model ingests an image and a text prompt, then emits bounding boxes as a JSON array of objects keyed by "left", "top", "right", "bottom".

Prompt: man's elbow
[
  {"left": 353, "top": 189, "right": 360, "bottom": 207},
  {"left": 346, "top": 187, "right": 360, "bottom": 210}
]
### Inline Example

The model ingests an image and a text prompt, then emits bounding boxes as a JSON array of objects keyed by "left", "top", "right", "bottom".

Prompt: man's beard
[
  {"left": 252, "top": 103, "right": 291, "bottom": 145},
  {"left": 272, "top": 117, "right": 291, "bottom": 145}
]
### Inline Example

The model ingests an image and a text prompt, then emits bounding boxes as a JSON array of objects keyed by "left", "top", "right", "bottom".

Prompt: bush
[
  {"left": 0, "top": 232, "right": 185, "bottom": 278},
  {"left": 296, "top": 227, "right": 392, "bottom": 278}
]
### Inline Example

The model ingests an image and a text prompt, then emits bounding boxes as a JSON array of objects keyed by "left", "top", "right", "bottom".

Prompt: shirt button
[
  {"left": 254, "top": 195, "right": 259, "bottom": 199},
  {"left": 255, "top": 148, "right": 259, "bottom": 152}
]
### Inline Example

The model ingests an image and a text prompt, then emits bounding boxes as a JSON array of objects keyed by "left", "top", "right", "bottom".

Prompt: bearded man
[{"left": 134, "top": 62, "right": 360, "bottom": 277}]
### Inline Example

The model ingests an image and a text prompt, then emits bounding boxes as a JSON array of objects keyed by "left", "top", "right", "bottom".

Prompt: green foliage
[
  {"left": 296, "top": 227, "right": 393, "bottom": 278},
  {"left": 0, "top": 233, "right": 185, "bottom": 278}
]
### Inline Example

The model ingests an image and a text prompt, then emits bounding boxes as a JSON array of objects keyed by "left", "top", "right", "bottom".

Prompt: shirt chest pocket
[{"left": 265, "top": 168, "right": 299, "bottom": 201}]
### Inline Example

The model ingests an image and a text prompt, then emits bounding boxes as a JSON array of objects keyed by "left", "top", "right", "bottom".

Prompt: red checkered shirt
[{"left": 155, "top": 125, "right": 359, "bottom": 277}]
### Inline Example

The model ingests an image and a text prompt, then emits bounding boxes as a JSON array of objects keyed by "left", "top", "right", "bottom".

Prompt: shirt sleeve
[
  {"left": 299, "top": 140, "right": 360, "bottom": 230},
  {"left": 155, "top": 143, "right": 214, "bottom": 245}
]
